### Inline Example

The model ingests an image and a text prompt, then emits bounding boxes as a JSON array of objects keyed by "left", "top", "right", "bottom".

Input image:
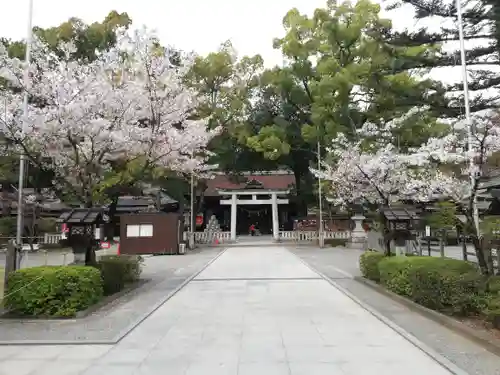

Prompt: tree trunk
[
  {"left": 471, "top": 235, "right": 490, "bottom": 275},
  {"left": 293, "top": 168, "right": 308, "bottom": 216},
  {"left": 85, "top": 244, "right": 97, "bottom": 266},
  {"left": 379, "top": 211, "right": 391, "bottom": 256},
  {"left": 83, "top": 200, "right": 97, "bottom": 265},
  {"left": 1, "top": 184, "right": 11, "bottom": 217}
]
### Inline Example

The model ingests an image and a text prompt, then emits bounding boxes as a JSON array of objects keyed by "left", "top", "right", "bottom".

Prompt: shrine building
[{"left": 199, "top": 170, "right": 298, "bottom": 241}]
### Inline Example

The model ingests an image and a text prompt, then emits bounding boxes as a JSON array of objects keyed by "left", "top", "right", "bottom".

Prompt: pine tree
[{"left": 386, "top": 0, "right": 500, "bottom": 116}]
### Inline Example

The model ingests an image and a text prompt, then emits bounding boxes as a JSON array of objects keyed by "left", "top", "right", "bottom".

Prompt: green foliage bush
[
  {"left": 378, "top": 256, "right": 414, "bottom": 297},
  {"left": 487, "top": 276, "right": 500, "bottom": 294},
  {"left": 96, "top": 255, "right": 143, "bottom": 296},
  {"left": 5, "top": 266, "right": 103, "bottom": 317},
  {"left": 483, "top": 296, "right": 500, "bottom": 328},
  {"left": 379, "top": 256, "right": 483, "bottom": 315},
  {"left": 324, "top": 238, "right": 348, "bottom": 247},
  {"left": 37, "top": 218, "right": 57, "bottom": 234},
  {"left": 0, "top": 216, "right": 16, "bottom": 239},
  {"left": 359, "top": 251, "right": 385, "bottom": 282},
  {"left": 484, "top": 276, "right": 500, "bottom": 327}
]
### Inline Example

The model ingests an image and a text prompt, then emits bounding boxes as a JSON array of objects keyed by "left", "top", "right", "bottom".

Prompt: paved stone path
[
  {"left": 0, "top": 249, "right": 222, "bottom": 343},
  {"left": 0, "top": 246, "right": 455, "bottom": 375},
  {"left": 291, "top": 247, "right": 500, "bottom": 375}
]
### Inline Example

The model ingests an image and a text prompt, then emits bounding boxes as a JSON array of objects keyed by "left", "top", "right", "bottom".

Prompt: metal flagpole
[
  {"left": 456, "top": 0, "right": 480, "bottom": 234},
  {"left": 317, "top": 140, "right": 324, "bottom": 248},
  {"left": 15, "top": 0, "right": 34, "bottom": 270}
]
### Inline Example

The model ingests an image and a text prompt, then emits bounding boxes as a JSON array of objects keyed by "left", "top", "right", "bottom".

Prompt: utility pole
[
  {"left": 317, "top": 140, "right": 324, "bottom": 248},
  {"left": 456, "top": 0, "right": 480, "bottom": 234},
  {"left": 189, "top": 170, "right": 195, "bottom": 249},
  {"left": 15, "top": 0, "right": 34, "bottom": 270}
]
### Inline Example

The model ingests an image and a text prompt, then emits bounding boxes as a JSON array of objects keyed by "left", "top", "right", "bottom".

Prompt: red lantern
[{"left": 196, "top": 214, "right": 203, "bottom": 226}]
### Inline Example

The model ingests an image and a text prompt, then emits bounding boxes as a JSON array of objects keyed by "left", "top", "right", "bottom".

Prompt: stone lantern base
[{"left": 347, "top": 214, "right": 367, "bottom": 249}]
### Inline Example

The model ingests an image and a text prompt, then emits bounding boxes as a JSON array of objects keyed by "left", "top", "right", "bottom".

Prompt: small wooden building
[{"left": 119, "top": 212, "right": 182, "bottom": 255}]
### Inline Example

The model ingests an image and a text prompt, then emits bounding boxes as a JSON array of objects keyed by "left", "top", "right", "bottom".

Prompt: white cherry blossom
[
  {"left": 314, "top": 108, "right": 500, "bottom": 210},
  {"left": 0, "top": 27, "right": 219, "bottom": 204}
]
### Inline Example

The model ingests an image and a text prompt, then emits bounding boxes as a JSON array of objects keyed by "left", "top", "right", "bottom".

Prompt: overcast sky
[{"left": 1, "top": 0, "right": 419, "bottom": 67}]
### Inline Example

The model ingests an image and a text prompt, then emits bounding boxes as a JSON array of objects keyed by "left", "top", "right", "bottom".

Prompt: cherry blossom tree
[
  {"left": 313, "top": 107, "right": 500, "bottom": 273},
  {"left": 312, "top": 107, "right": 441, "bottom": 254},
  {"left": 0, "top": 28, "right": 218, "bottom": 205},
  {"left": 0, "top": 28, "right": 219, "bottom": 263},
  {"left": 410, "top": 111, "right": 500, "bottom": 274}
]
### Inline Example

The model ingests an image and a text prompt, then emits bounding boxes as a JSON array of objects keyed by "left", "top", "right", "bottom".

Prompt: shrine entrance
[
  {"left": 218, "top": 187, "right": 290, "bottom": 241},
  {"left": 237, "top": 205, "right": 272, "bottom": 235}
]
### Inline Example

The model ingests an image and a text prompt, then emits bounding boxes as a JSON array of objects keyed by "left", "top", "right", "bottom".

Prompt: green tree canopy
[
  {"left": 1, "top": 10, "right": 132, "bottom": 61},
  {"left": 241, "top": 0, "right": 446, "bottom": 212},
  {"left": 385, "top": 0, "right": 500, "bottom": 115}
]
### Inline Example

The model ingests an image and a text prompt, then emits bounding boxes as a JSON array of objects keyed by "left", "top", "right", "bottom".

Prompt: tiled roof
[
  {"left": 205, "top": 173, "right": 296, "bottom": 196},
  {"left": 57, "top": 208, "right": 106, "bottom": 224}
]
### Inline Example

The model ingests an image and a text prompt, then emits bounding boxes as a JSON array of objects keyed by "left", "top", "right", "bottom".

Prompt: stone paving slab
[
  {"left": 291, "top": 247, "right": 500, "bottom": 375},
  {"left": 195, "top": 246, "right": 320, "bottom": 280},
  {"left": 0, "top": 246, "right": 458, "bottom": 374},
  {"left": 0, "top": 249, "right": 222, "bottom": 344}
]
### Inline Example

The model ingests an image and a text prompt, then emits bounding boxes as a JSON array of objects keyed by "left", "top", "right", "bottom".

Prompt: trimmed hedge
[
  {"left": 378, "top": 256, "right": 414, "bottom": 297},
  {"left": 484, "top": 297, "right": 500, "bottom": 328},
  {"left": 325, "top": 238, "right": 348, "bottom": 247},
  {"left": 378, "top": 256, "right": 482, "bottom": 315},
  {"left": 487, "top": 276, "right": 500, "bottom": 294},
  {"left": 359, "top": 251, "right": 385, "bottom": 282},
  {"left": 485, "top": 276, "right": 500, "bottom": 327},
  {"left": 5, "top": 266, "right": 103, "bottom": 317},
  {"left": 96, "top": 255, "right": 143, "bottom": 296}
]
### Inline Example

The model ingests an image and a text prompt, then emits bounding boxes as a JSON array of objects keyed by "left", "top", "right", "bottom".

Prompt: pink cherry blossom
[
  {"left": 313, "top": 107, "right": 500, "bottom": 211},
  {"left": 0, "top": 28, "right": 219, "bottom": 203}
]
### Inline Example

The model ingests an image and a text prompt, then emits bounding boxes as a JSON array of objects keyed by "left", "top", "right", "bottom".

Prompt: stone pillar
[
  {"left": 230, "top": 193, "right": 237, "bottom": 241},
  {"left": 348, "top": 214, "right": 367, "bottom": 249},
  {"left": 271, "top": 193, "right": 279, "bottom": 241}
]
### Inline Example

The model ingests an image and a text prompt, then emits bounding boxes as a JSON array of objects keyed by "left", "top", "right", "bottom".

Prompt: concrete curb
[
  {"left": 355, "top": 276, "right": 500, "bottom": 357},
  {"left": 289, "top": 250, "right": 470, "bottom": 375},
  {"left": 0, "top": 248, "right": 227, "bottom": 346}
]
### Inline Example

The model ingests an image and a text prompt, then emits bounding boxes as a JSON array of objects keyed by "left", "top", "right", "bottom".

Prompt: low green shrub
[
  {"left": 379, "top": 256, "right": 482, "bottom": 315},
  {"left": 5, "top": 266, "right": 103, "bottom": 317},
  {"left": 483, "top": 296, "right": 500, "bottom": 328},
  {"left": 97, "top": 255, "right": 143, "bottom": 295},
  {"left": 359, "top": 251, "right": 385, "bottom": 282},
  {"left": 378, "top": 256, "right": 414, "bottom": 297},
  {"left": 486, "top": 276, "right": 500, "bottom": 295},
  {"left": 324, "top": 238, "right": 348, "bottom": 247}
]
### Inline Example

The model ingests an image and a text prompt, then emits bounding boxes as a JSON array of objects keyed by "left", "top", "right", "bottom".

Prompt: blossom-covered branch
[
  {"left": 312, "top": 106, "right": 443, "bottom": 208},
  {"left": 0, "top": 27, "right": 219, "bottom": 204},
  {"left": 313, "top": 107, "right": 500, "bottom": 273}
]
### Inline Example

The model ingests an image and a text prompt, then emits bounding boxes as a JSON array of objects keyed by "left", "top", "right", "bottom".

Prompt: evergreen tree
[{"left": 386, "top": 0, "right": 500, "bottom": 115}]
